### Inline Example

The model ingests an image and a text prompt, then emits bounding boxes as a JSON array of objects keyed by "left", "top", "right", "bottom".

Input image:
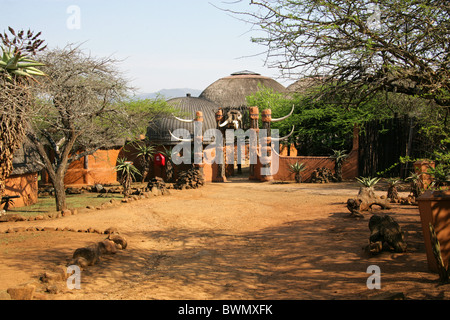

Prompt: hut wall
[
  {"left": 65, "top": 149, "right": 121, "bottom": 186},
  {"left": 41, "top": 148, "right": 121, "bottom": 187},
  {"left": 4, "top": 172, "right": 39, "bottom": 208}
]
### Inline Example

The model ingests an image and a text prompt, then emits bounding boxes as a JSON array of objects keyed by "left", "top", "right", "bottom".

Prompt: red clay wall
[
  {"left": 268, "top": 125, "right": 360, "bottom": 182},
  {"left": 40, "top": 149, "right": 122, "bottom": 187},
  {"left": 4, "top": 173, "right": 39, "bottom": 208},
  {"left": 65, "top": 149, "right": 121, "bottom": 186}
]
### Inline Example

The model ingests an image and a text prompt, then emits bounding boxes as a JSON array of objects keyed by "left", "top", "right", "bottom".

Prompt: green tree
[
  {"left": 234, "top": 0, "right": 450, "bottom": 108},
  {"left": 26, "top": 45, "right": 177, "bottom": 211}
]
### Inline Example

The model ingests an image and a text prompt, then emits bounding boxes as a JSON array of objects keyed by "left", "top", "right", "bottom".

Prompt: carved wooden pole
[
  {"left": 215, "top": 109, "right": 226, "bottom": 182},
  {"left": 260, "top": 109, "right": 273, "bottom": 181},
  {"left": 194, "top": 111, "right": 205, "bottom": 179},
  {"left": 249, "top": 106, "right": 259, "bottom": 180}
]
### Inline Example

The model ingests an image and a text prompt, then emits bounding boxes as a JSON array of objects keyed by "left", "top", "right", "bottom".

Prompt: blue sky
[{"left": 1, "top": 0, "right": 290, "bottom": 94}]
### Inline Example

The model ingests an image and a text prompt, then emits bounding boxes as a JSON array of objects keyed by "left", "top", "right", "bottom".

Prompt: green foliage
[
  {"left": 0, "top": 27, "right": 46, "bottom": 83},
  {"left": 135, "top": 143, "right": 156, "bottom": 161},
  {"left": 288, "top": 161, "right": 306, "bottom": 174},
  {"left": 330, "top": 150, "right": 348, "bottom": 162},
  {"left": 246, "top": 85, "right": 393, "bottom": 155},
  {"left": 386, "top": 178, "right": 401, "bottom": 187},
  {"left": 356, "top": 176, "right": 381, "bottom": 188},
  {"left": 115, "top": 158, "right": 141, "bottom": 180},
  {"left": 115, "top": 158, "right": 141, "bottom": 195}
]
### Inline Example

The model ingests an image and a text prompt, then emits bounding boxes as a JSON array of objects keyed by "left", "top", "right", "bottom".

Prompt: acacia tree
[
  {"left": 233, "top": 0, "right": 450, "bottom": 110},
  {"left": 27, "top": 45, "right": 138, "bottom": 211},
  {"left": 0, "top": 27, "right": 46, "bottom": 198}
]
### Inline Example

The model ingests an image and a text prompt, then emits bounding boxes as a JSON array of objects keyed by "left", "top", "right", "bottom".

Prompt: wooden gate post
[
  {"left": 249, "top": 106, "right": 260, "bottom": 181},
  {"left": 194, "top": 111, "right": 205, "bottom": 179},
  {"left": 214, "top": 109, "right": 227, "bottom": 182},
  {"left": 260, "top": 109, "right": 273, "bottom": 182}
]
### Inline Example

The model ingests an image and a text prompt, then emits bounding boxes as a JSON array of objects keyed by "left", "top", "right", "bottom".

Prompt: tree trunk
[
  {"left": 53, "top": 176, "right": 67, "bottom": 212},
  {"left": 335, "top": 161, "right": 343, "bottom": 182},
  {"left": 387, "top": 186, "right": 399, "bottom": 202}
]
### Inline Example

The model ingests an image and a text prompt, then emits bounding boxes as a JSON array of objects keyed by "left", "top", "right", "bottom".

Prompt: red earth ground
[{"left": 0, "top": 176, "right": 448, "bottom": 300}]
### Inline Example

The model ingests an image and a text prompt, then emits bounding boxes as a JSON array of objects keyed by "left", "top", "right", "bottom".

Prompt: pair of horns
[{"left": 169, "top": 126, "right": 295, "bottom": 142}]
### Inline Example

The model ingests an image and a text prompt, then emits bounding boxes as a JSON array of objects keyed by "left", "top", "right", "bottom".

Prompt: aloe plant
[
  {"left": 386, "top": 178, "right": 401, "bottom": 202},
  {"left": 330, "top": 149, "right": 348, "bottom": 182},
  {"left": 356, "top": 176, "right": 381, "bottom": 188},
  {"left": 115, "top": 158, "right": 141, "bottom": 196},
  {"left": 134, "top": 143, "right": 156, "bottom": 182},
  {"left": 0, "top": 27, "right": 46, "bottom": 83},
  {"left": 289, "top": 161, "right": 307, "bottom": 183}
]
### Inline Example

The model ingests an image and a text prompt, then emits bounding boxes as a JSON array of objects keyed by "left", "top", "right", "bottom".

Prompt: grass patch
[{"left": 7, "top": 193, "right": 123, "bottom": 217}]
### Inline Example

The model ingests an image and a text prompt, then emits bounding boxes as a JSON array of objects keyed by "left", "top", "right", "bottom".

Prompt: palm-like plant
[
  {"left": 289, "top": 161, "right": 307, "bottom": 183},
  {"left": 135, "top": 143, "right": 156, "bottom": 182},
  {"left": 0, "top": 27, "right": 46, "bottom": 198},
  {"left": 115, "top": 158, "right": 141, "bottom": 197},
  {"left": 406, "top": 171, "right": 423, "bottom": 198},
  {"left": 330, "top": 149, "right": 348, "bottom": 182},
  {"left": 160, "top": 146, "right": 175, "bottom": 182},
  {"left": 386, "top": 178, "right": 401, "bottom": 202}
]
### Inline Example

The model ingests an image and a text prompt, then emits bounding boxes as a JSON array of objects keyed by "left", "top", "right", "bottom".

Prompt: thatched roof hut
[
  {"left": 286, "top": 76, "right": 326, "bottom": 95},
  {"left": 147, "top": 94, "right": 219, "bottom": 145},
  {"left": 199, "top": 70, "right": 286, "bottom": 108},
  {"left": 11, "top": 139, "right": 43, "bottom": 176}
]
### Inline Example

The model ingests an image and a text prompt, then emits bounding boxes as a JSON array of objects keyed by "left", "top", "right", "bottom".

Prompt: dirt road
[{"left": 0, "top": 177, "right": 448, "bottom": 300}]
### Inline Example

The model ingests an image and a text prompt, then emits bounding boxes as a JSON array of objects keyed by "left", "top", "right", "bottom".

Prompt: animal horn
[
  {"left": 271, "top": 105, "right": 295, "bottom": 123},
  {"left": 219, "top": 119, "right": 230, "bottom": 128},
  {"left": 173, "top": 114, "right": 195, "bottom": 123},
  {"left": 169, "top": 130, "right": 193, "bottom": 142},
  {"left": 271, "top": 126, "right": 295, "bottom": 142}
]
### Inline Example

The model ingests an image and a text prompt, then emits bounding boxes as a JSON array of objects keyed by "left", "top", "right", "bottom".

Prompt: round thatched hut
[
  {"left": 199, "top": 70, "right": 286, "bottom": 108},
  {"left": 146, "top": 93, "right": 219, "bottom": 145}
]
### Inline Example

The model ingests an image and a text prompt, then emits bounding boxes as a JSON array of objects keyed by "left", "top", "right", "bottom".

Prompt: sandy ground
[{"left": 0, "top": 175, "right": 449, "bottom": 301}]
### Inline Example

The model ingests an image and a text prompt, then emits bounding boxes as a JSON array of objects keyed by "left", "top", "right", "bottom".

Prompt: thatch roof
[
  {"left": 199, "top": 71, "right": 286, "bottom": 108},
  {"left": 286, "top": 76, "right": 326, "bottom": 95},
  {"left": 147, "top": 94, "right": 219, "bottom": 145},
  {"left": 11, "top": 139, "right": 44, "bottom": 176}
]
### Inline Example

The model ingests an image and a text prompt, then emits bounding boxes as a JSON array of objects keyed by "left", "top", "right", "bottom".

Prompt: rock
[
  {"left": 40, "top": 271, "right": 64, "bottom": 283},
  {"left": 107, "top": 234, "right": 127, "bottom": 250},
  {"left": 310, "top": 167, "right": 335, "bottom": 183},
  {"left": 70, "top": 243, "right": 101, "bottom": 267},
  {"left": 151, "top": 186, "right": 161, "bottom": 196},
  {"left": 35, "top": 215, "right": 44, "bottom": 220},
  {"left": 104, "top": 227, "right": 119, "bottom": 235},
  {"left": 7, "top": 285, "right": 35, "bottom": 300},
  {"left": 368, "top": 214, "right": 407, "bottom": 254},
  {"left": 66, "top": 187, "right": 82, "bottom": 195},
  {"left": 61, "top": 209, "right": 72, "bottom": 217},
  {"left": 1, "top": 214, "right": 27, "bottom": 222},
  {"left": 45, "top": 284, "right": 60, "bottom": 294},
  {"left": 99, "top": 239, "right": 118, "bottom": 254},
  {"left": 174, "top": 168, "right": 205, "bottom": 190},
  {"left": 0, "top": 290, "right": 11, "bottom": 300},
  {"left": 92, "top": 184, "right": 104, "bottom": 193}
]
